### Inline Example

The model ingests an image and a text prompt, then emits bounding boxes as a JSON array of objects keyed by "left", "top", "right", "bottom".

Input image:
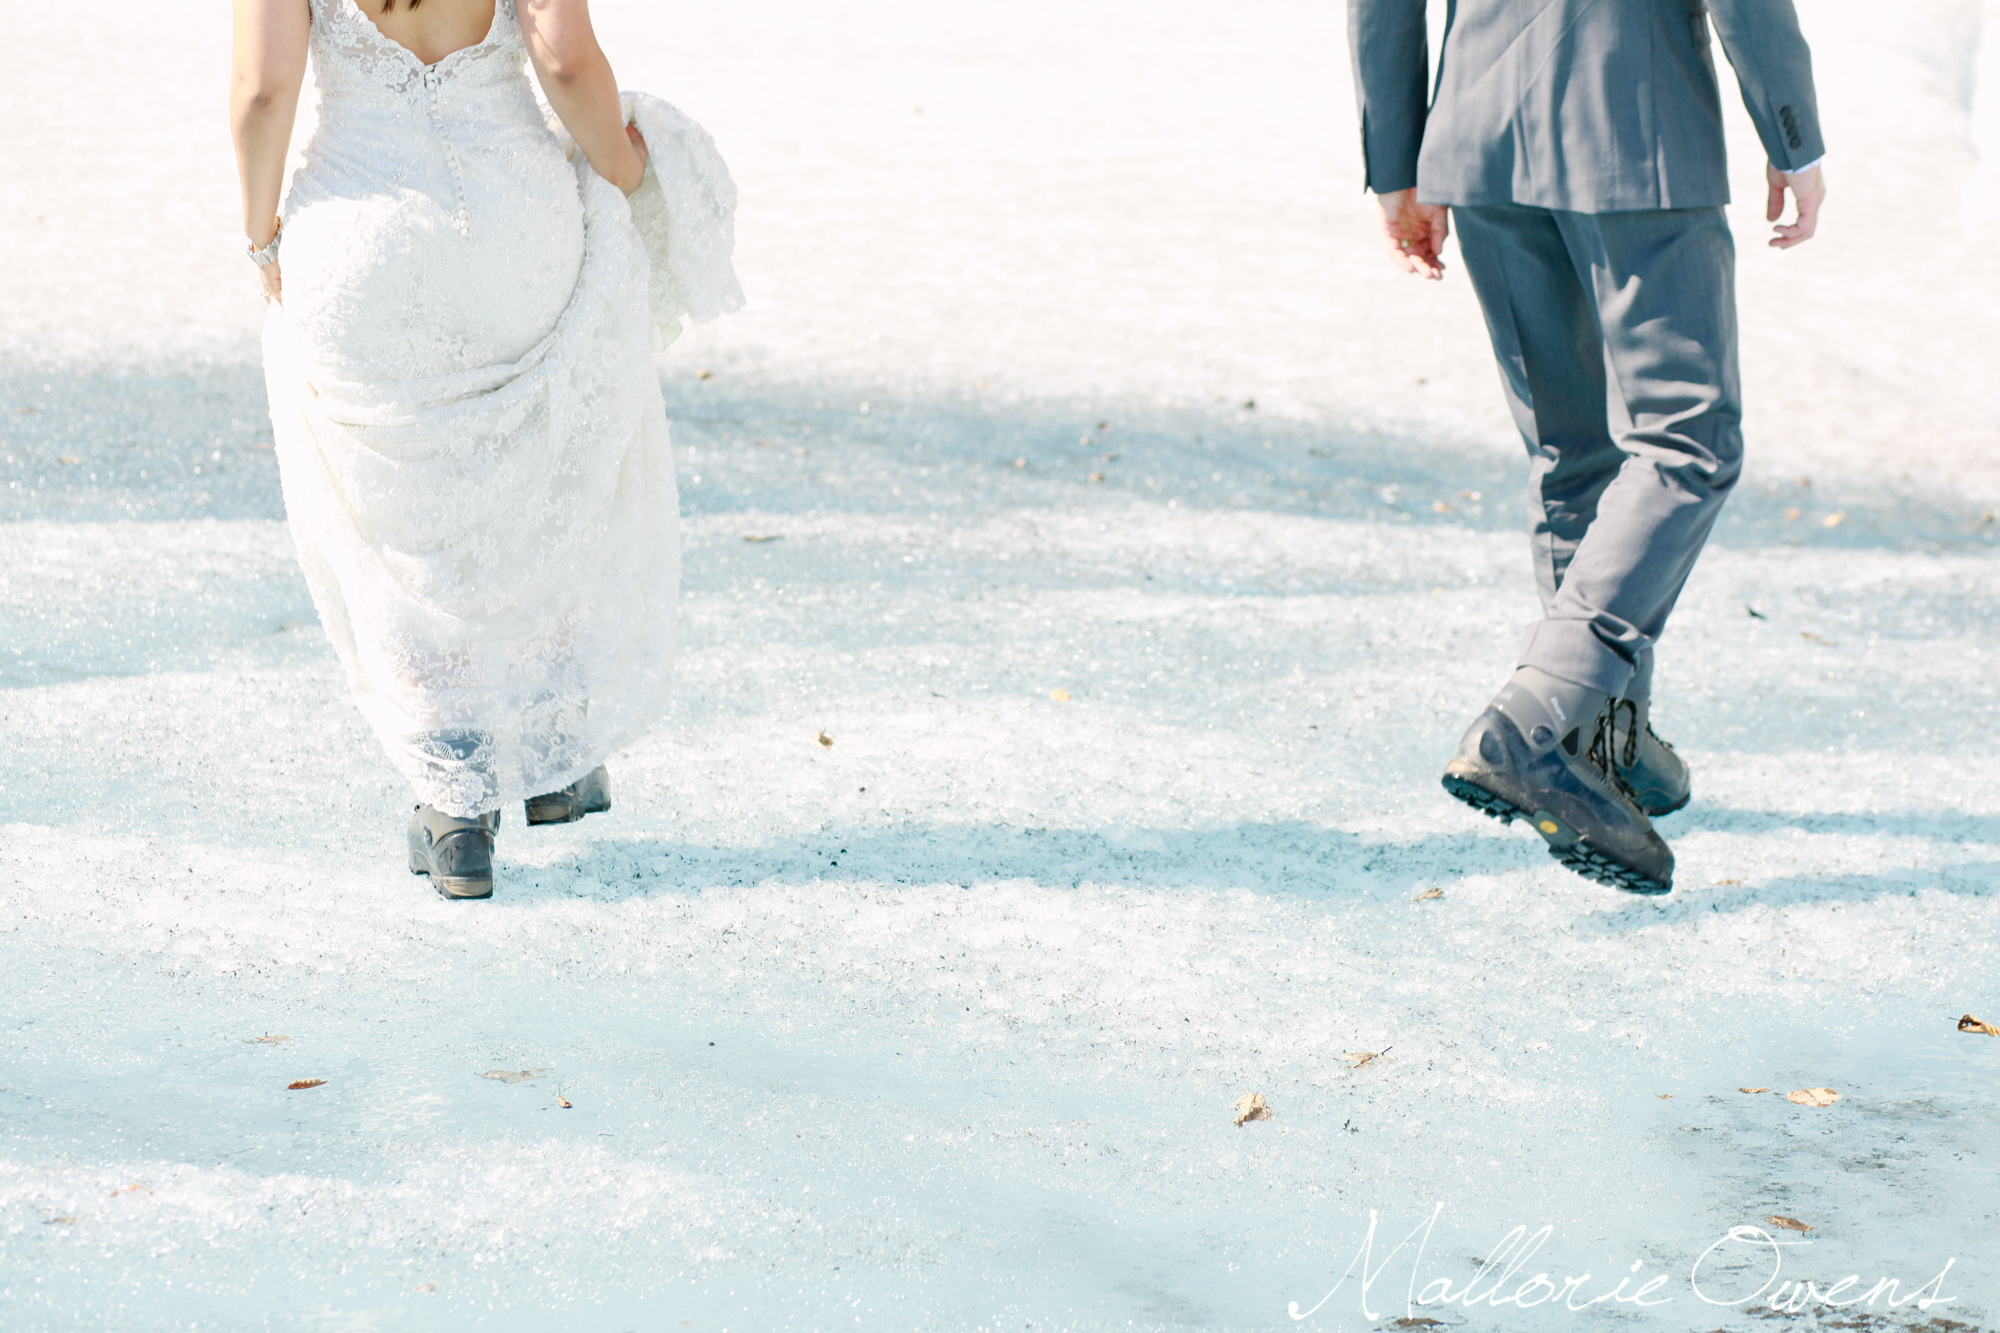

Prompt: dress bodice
[{"left": 307, "top": 0, "right": 527, "bottom": 101}]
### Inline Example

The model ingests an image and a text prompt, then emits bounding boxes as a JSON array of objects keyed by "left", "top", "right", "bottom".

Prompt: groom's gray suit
[{"left": 1349, "top": 0, "right": 1823, "bottom": 699}]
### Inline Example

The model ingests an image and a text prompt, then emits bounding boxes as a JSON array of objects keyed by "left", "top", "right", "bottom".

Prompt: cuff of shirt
[{"left": 1782, "top": 156, "right": 1824, "bottom": 176}]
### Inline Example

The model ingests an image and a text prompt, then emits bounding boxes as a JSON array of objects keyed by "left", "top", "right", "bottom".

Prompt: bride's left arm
[
  {"left": 231, "top": 0, "right": 310, "bottom": 302},
  {"left": 518, "top": 0, "right": 648, "bottom": 195}
]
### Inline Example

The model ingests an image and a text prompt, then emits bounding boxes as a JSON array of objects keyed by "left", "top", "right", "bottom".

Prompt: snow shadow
[
  {"left": 1575, "top": 863, "right": 2000, "bottom": 936},
  {"left": 495, "top": 819, "right": 2000, "bottom": 909},
  {"left": 660, "top": 374, "right": 2000, "bottom": 552},
  {"left": 0, "top": 360, "right": 280, "bottom": 521},
  {"left": 498, "top": 821, "right": 1521, "bottom": 903},
  {"left": 1687, "top": 805, "right": 2000, "bottom": 846},
  {"left": 6, "top": 356, "right": 1996, "bottom": 550}
]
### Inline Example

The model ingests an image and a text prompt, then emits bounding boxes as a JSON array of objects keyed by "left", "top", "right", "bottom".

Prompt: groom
[{"left": 1347, "top": 0, "right": 1826, "bottom": 894}]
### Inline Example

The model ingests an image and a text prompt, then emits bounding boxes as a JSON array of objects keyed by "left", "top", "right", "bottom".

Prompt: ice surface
[{"left": 2, "top": 1, "right": 1998, "bottom": 1330}]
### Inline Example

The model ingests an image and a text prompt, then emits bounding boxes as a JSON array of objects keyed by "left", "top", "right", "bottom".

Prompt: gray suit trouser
[{"left": 1453, "top": 203, "right": 1744, "bottom": 701}]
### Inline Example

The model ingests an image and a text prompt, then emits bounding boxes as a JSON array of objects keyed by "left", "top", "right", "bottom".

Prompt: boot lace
[
  {"left": 1587, "top": 701, "right": 1641, "bottom": 801},
  {"left": 1609, "top": 699, "right": 1676, "bottom": 770}
]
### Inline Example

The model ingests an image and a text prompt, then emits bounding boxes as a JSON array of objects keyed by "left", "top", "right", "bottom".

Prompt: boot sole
[
  {"left": 408, "top": 850, "right": 494, "bottom": 899},
  {"left": 524, "top": 800, "right": 583, "bottom": 826},
  {"left": 524, "top": 796, "right": 610, "bottom": 827},
  {"left": 1443, "top": 773, "right": 1672, "bottom": 896}
]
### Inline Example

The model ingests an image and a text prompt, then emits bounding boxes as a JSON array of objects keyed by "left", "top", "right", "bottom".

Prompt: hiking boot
[
  {"left": 1442, "top": 666, "right": 1674, "bottom": 895},
  {"left": 408, "top": 804, "right": 501, "bottom": 899},
  {"left": 525, "top": 765, "right": 611, "bottom": 826},
  {"left": 1610, "top": 697, "right": 1691, "bottom": 817}
]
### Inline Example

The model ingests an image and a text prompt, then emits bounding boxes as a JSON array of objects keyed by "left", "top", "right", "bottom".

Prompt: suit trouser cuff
[
  {"left": 1518, "top": 619, "right": 1639, "bottom": 697},
  {"left": 1625, "top": 648, "right": 1654, "bottom": 702}
]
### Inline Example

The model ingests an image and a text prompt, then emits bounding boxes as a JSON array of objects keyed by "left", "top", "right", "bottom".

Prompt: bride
[{"left": 230, "top": 0, "right": 741, "bottom": 898}]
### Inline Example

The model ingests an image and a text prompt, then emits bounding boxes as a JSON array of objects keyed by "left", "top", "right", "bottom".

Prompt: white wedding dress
[{"left": 262, "top": 0, "right": 741, "bottom": 817}]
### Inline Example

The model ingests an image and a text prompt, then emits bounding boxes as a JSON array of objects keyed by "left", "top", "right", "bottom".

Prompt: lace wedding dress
[{"left": 262, "top": 0, "right": 741, "bottom": 817}]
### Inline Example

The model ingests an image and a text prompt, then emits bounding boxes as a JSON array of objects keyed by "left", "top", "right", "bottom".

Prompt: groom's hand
[
  {"left": 1766, "top": 162, "right": 1825, "bottom": 249},
  {"left": 1376, "top": 189, "right": 1450, "bottom": 280}
]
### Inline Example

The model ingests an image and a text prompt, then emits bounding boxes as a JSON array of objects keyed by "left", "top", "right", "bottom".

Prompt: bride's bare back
[{"left": 359, "top": 0, "right": 497, "bottom": 66}]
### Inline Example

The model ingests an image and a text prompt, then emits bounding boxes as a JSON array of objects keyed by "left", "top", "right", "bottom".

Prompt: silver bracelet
[{"left": 247, "top": 220, "right": 283, "bottom": 269}]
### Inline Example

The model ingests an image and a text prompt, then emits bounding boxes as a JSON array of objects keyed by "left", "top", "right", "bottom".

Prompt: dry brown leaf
[
  {"left": 1786, "top": 1087, "right": 1840, "bottom": 1107},
  {"left": 1088, "top": 471, "right": 1105, "bottom": 483},
  {"left": 816, "top": 731, "right": 834, "bottom": 748},
  {"left": 1958, "top": 1014, "right": 2000, "bottom": 1037},
  {"left": 1384, "top": 1320, "right": 1445, "bottom": 1331},
  {"left": 1413, "top": 887, "right": 1443, "bottom": 901},
  {"left": 695, "top": 369, "right": 713, "bottom": 380},
  {"left": 1714, "top": 878, "right": 1743, "bottom": 886},
  {"left": 1232, "top": 1092, "right": 1272, "bottom": 1126},
  {"left": 1049, "top": 689, "right": 1071, "bottom": 702},
  {"left": 557, "top": 1096, "right": 573, "bottom": 1109},
  {"left": 1784, "top": 507, "right": 1801, "bottom": 522},
  {"left": 1342, "top": 1048, "right": 1394, "bottom": 1068},
  {"left": 1765, "top": 1215, "right": 1813, "bottom": 1233},
  {"left": 249, "top": 1034, "right": 290, "bottom": 1044},
  {"left": 1011, "top": 458, "right": 1027, "bottom": 469},
  {"left": 287, "top": 1079, "right": 326, "bottom": 1090},
  {"left": 416, "top": 1283, "right": 438, "bottom": 1292},
  {"left": 44, "top": 1217, "right": 75, "bottom": 1225},
  {"left": 57, "top": 456, "right": 80, "bottom": 465},
  {"left": 1658, "top": 1094, "right": 1673, "bottom": 1100},
  {"left": 109, "top": 1184, "right": 151, "bottom": 1196},
  {"left": 740, "top": 534, "right": 782, "bottom": 543},
  {"left": 1822, "top": 511, "right": 1846, "bottom": 528},
  {"left": 1432, "top": 500, "right": 1452, "bottom": 514},
  {"left": 480, "top": 1069, "right": 549, "bottom": 1084},
  {"left": 1740, "top": 1086, "right": 1770, "bottom": 1094},
  {"left": 1800, "top": 631, "right": 1835, "bottom": 646}
]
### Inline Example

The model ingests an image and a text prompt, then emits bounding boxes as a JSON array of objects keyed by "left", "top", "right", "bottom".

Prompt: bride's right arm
[
  {"left": 519, "top": 0, "right": 648, "bottom": 196},
  {"left": 231, "top": 0, "right": 310, "bottom": 301}
]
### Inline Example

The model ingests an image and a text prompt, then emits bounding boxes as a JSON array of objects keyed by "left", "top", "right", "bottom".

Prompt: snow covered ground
[{"left": 3, "top": 1, "right": 1999, "bottom": 1329}]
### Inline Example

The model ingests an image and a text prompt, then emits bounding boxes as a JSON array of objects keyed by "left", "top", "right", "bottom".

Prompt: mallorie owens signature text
[{"left": 1287, "top": 1206, "right": 1959, "bottom": 1323}]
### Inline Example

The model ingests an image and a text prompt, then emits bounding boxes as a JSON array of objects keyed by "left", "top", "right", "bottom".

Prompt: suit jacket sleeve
[
  {"left": 1346, "top": 0, "right": 1430, "bottom": 194},
  {"left": 1703, "top": 0, "right": 1826, "bottom": 171}
]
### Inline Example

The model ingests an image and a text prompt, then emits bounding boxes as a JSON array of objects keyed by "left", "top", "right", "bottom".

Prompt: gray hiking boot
[
  {"left": 408, "top": 805, "right": 501, "bottom": 899},
  {"left": 1441, "top": 666, "right": 1674, "bottom": 895},
  {"left": 525, "top": 765, "right": 611, "bottom": 826},
  {"left": 1610, "top": 698, "right": 1691, "bottom": 818}
]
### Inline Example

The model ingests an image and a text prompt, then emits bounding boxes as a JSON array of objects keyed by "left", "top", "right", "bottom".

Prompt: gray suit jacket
[{"left": 1348, "top": 0, "right": 1824, "bottom": 212}]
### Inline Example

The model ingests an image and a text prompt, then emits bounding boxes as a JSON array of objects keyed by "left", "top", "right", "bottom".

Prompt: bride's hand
[
  {"left": 259, "top": 261, "right": 283, "bottom": 305},
  {"left": 621, "top": 124, "right": 649, "bottom": 195}
]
